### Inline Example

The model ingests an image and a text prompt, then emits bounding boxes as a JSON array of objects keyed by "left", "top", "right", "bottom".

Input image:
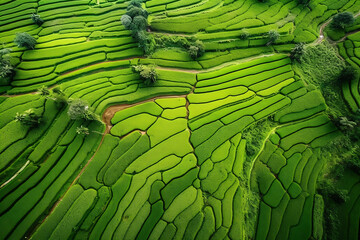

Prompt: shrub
[
  {"left": 31, "top": 13, "right": 44, "bottom": 26},
  {"left": 266, "top": 30, "right": 279, "bottom": 46},
  {"left": 76, "top": 126, "right": 90, "bottom": 136},
  {"left": 132, "top": 64, "right": 158, "bottom": 85},
  {"left": 14, "top": 109, "right": 41, "bottom": 127},
  {"left": 239, "top": 29, "right": 249, "bottom": 40},
  {"left": 67, "top": 99, "right": 98, "bottom": 121},
  {"left": 38, "top": 86, "right": 50, "bottom": 97},
  {"left": 14, "top": 32, "right": 37, "bottom": 49},
  {"left": 290, "top": 43, "right": 305, "bottom": 61},
  {"left": 338, "top": 65, "right": 358, "bottom": 83},
  {"left": 0, "top": 48, "right": 14, "bottom": 82},
  {"left": 330, "top": 12, "right": 355, "bottom": 30}
]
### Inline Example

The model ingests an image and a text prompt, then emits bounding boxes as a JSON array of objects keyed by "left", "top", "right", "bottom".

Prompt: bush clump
[
  {"left": 31, "top": 13, "right": 44, "bottom": 26},
  {"left": 14, "top": 109, "right": 41, "bottom": 127},
  {"left": 14, "top": 32, "right": 37, "bottom": 49},
  {"left": 266, "top": 30, "right": 279, "bottom": 46},
  {"left": 0, "top": 48, "right": 14, "bottom": 84},
  {"left": 330, "top": 12, "right": 355, "bottom": 30},
  {"left": 132, "top": 64, "right": 158, "bottom": 85}
]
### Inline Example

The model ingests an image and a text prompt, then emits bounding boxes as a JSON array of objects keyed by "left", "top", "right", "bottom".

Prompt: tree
[
  {"left": 0, "top": 48, "right": 14, "bottom": 84},
  {"left": 121, "top": 14, "right": 132, "bottom": 30},
  {"left": 14, "top": 32, "right": 37, "bottom": 49},
  {"left": 53, "top": 87, "right": 67, "bottom": 108},
  {"left": 188, "top": 46, "right": 200, "bottom": 60},
  {"left": 239, "top": 29, "right": 249, "bottom": 40},
  {"left": 338, "top": 65, "right": 358, "bottom": 83},
  {"left": 127, "top": 6, "right": 147, "bottom": 18},
  {"left": 338, "top": 116, "right": 357, "bottom": 131},
  {"left": 290, "top": 43, "right": 305, "bottom": 61},
  {"left": 31, "top": 13, "right": 44, "bottom": 26},
  {"left": 67, "top": 99, "right": 98, "bottom": 121},
  {"left": 132, "top": 15, "right": 147, "bottom": 31},
  {"left": 133, "top": 64, "right": 158, "bottom": 85},
  {"left": 330, "top": 12, "right": 355, "bottom": 30},
  {"left": 76, "top": 126, "right": 90, "bottom": 136},
  {"left": 14, "top": 109, "right": 41, "bottom": 127},
  {"left": 267, "top": 30, "right": 279, "bottom": 46},
  {"left": 187, "top": 40, "right": 205, "bottom": 59},
  {"left": 38, "top": 85, "right": 50, "bottom": 97},
  {"left": 128, "top": 0, "right": 142, "bottom": 8}
]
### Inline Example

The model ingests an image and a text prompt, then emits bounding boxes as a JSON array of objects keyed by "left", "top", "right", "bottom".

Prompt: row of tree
[
  {"left": 15, "top": 86, "right": 101, "bottom": 136},
  {"left": 0, "top": 13, "right": 43, "bottom": 85},
  {"left": 120, "top": 0, "right": 205, "bottom": 59}
]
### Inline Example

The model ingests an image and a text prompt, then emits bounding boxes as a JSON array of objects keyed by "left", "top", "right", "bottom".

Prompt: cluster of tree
[
  {"left": 0, "top": 48, "right": 14, "bottom": 85},
  {"left": 121, "top": 0, "right": 150, "bottom": 52},
  {"left": 338, "top": 65, "right": 359, "bottom": 83},
  {"left": 132, "top": 64, "right": 158, "bottom": 85},
  {"left": 330, "top": 12, "right": 355, "bottom": 30},
  {"left": 239, "top": 29, "right": 250, "bottom": 40}
]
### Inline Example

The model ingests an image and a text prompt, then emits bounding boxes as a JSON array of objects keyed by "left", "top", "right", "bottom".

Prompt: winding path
[{"left": 315, "top": 11, "right": 360, "bottom": 45}]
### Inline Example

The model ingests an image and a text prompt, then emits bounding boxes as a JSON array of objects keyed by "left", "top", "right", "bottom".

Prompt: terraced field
[{"left": 0, "top": 0, "right": 360, "bottom": 239}]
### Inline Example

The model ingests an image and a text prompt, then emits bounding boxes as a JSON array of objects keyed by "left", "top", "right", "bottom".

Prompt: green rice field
[{"left": 0, "top": 0, "right": 360, "bottom": 239}]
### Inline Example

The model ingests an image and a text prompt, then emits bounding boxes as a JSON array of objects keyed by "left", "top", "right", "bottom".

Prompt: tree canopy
[
  {"left": 14, "top": 32, "right": 37, "bottom": 49},
  {"left": 330, "top": 12, "right": 355, "bottom": 30}
]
